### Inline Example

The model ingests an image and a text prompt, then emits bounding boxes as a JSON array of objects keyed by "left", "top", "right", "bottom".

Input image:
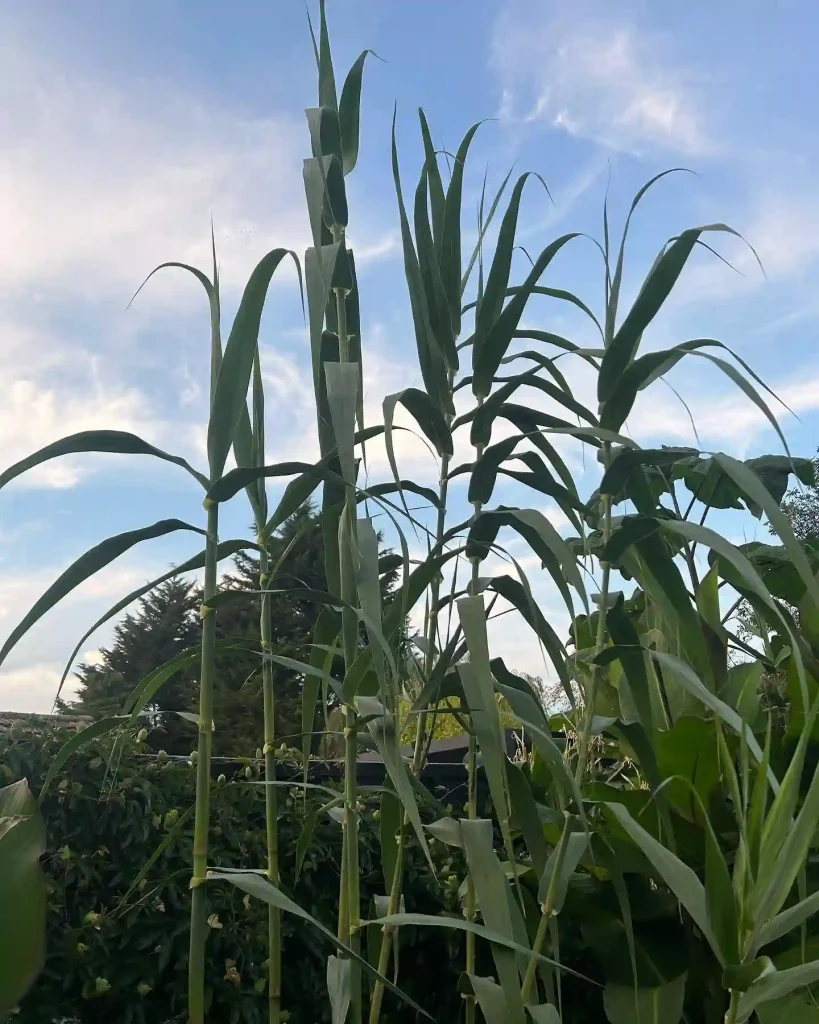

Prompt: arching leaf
[
  {"left": 0, "top": 519, "right": 206, "bottom": 667},
  {"left": 0, "top": 430, "right": 208, "bottom": 491}
]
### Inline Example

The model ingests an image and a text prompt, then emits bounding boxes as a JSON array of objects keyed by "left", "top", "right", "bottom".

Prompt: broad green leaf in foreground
[
  {"left": 602, "top": 974, "right": 686, "bottom": 1024},
  {"left": 737, "top": 960, "right": 819, "bottom": 1022},
  {"left": 606, "top": 803, "right": 721, "bottom": 961},
  {"left": 0, "top": 781, "right": 46, "bottom": 1017}
]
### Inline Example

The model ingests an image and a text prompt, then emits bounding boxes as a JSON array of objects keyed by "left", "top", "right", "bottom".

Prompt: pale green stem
[
  {"left": 521, "top": 812, "right": 572, "bottom": 1004},
  {"left": 725, "top": 990, "right": 740, "bottom": 1024},
  {"left": 332, "top": 243, "right": 363, "bottom": 1024},
  {"left": 260, "top": 550, "right": 281, "bottom": 1024},
  {"left": 368, "top": 419, "right": 452, "bottom": 1024},
  {"left": 188, "top": 502, "right": 219, "bottom": 1024},
  {"left": 575, "top": 443, "right": 612, "bottom": 786},
  {"left": 518, "top": 447, "right": 614, "bottom": 1013},
  {"left": 465, "top": 729, "right": 478, "bottom": 1024},
  {"left": 464, "top": 395, "right": 486, "bottom": 1024},
  {"left": 521, "top": 912, "right": 549, "bottom": 1004}
]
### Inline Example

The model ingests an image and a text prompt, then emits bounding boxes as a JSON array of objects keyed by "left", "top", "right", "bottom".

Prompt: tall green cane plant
[
  {"left": 7, "top": 5, "right": 819, "bottom": 1024},
  {"left": 360, "top": 100, "right": 819, "bottom": 1023},
  {"left": 0, "top": 238, "right": 302, "bottom": 1023}
]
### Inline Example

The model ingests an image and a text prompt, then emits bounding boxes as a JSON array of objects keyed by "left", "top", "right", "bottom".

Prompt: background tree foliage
[
  {"left": 65, "top": 506, "right": 328, "bottom": 756},
  {"left": 2, "top": 726, "right": 463, "bottom": 1024},
  {"left": 64, "top": 503, "right": 398, "bottom": 757}
]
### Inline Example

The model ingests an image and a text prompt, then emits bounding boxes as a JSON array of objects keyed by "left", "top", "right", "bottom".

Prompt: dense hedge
[{"left": 1, "top": 724, "right": 464, "bottom": 1023}]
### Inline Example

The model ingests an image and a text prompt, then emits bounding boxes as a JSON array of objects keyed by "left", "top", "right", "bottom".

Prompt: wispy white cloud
[
  {"left": 673, "top": 187, "right": 819, "bottom": 311},
  {"left": 625, "top": 366, "right": 819, "bottom": 454},
  {"left": 0, "top": 373, "right": 161, "bottom": 488},
  {"left": 0, "top": 29, "right": 309, "bottom": 493},
  {"left": 0, "top": 55, "right": 306, "bottom": 303},
  {"left": 492, "top": 2, "right": 711, "bottom": 156},
  {"left": 0, "top": 664, "right": 65, "bottom": 715}
]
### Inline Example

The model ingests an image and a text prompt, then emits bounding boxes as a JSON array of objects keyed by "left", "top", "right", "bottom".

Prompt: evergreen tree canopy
[{"left": 65, "top": 503, "right": 397, "bottom": 756}]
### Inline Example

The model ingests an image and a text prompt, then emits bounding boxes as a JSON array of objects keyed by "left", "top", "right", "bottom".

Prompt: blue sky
[{"left": 1, "top": 0, "right": 817, "bottom": 712}]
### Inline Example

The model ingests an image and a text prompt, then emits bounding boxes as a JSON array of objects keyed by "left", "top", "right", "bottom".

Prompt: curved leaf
[
  {"left": 645, "top": 649, "right": 772, "bottom": 783},
  {"left": 39, "top": 717, "right": 130, "bottom": 799},
  {"left": 418, "top": 110, "right": 446, "bottom": 254},
  {"left": 384, "top": 388, "right": 453, "bottom": 458},
  {"left": 124, "top": 640, "right": 248, "bottom": 721},
  {"left": 0, "top": 782, "right": 46, "bottom": 1016},
  {"left": 207, "top": 248, "right": 301, "bottom": 478},
  {"left": 462, "top": 288, "right": 602, "bottom": 338},
  {"left": 0, "top": 519, "right": 206, "bottom": 668},
  {"left": 339, "top": 50, "right": 377, "bottom": 174},
  {"left": 474, "top": 172, "right": 551, "bottom": 368},
  {"left": 415, "top": 160, "right": 458, "bottom": 372},
  {"left": 485, "top": 574, "right": 570, "bottom": 697},
  {"left": 441, "top": 122, "right": 483, "bottom": 338},
  {"left": 55, "top": 538, "right": 256, "bottom": 702},
  {"left": 391, "top": 113, "right": 451, "bottom": 414},
  {"left": 606, "top": 802, "right": 721, "bottom": 959},
  {"left": 599, "top": 224, "right": 754, "bottom": 403},
  {"left": 360, "top": 480, "right": 441, "bottom": 510},
  {"left": 473, "top": 234, "right": 580, "bottom": 399},
  {"left": 714, "top": 453, "right": 819, "bottom": 613},
  {"left": 605, "top": 169, "right": 693, "bottom": 345},
  {"left": 368, "top": 912, "right": 583, "bottom": 978},
  {"left": 210, "top": 870, "right": 431, "bottom": 1019},
  {"left": 737, "top": 960, "right": 819, "bottom": 1022},
  {"left": 207, "top": 459, "right": 344, "bottom": 505},
  {"left": 470, "top": 974, "right": 518, "bottom": 1024},
  {"left": 467, "top": 507, "right": 586, "bottom": 614},
  {"left": 0, "top": 430, "right": 208, "bottom": 492}
]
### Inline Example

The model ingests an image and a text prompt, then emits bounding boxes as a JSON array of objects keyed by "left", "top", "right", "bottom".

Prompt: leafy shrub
[{"left": 2, "top": 725, "right": 462, "bottom": 1023}]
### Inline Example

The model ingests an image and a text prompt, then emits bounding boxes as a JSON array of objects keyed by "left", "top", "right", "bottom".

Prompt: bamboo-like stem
[
  {"left": 514, "top": 441, "right": 615, "bottom": 1016},
  {"left": 464, "top": 729, "right": 478, "bottom": 1024},
  {"left": 725, "top": 990, "right": 740, "bottom": 1024},
  {"left": 332, "top": 237, "right": 363, "bottom": 1024},
  {"left": 520, "top": 813, "right": 572, "bottom": 1004},
  {"left": 188, "top": 501, "right": 219, "bottom": 1024},
  {"left": 260, "top": 548, "right": 281, "bottom": 1024},
  {"left": 574, "top": 443, "right": 612, "bottom": 786},
  {"left": 464, "top": 394, "right": 485, "bottom": 1024},
  {"left": 368, "top": 432, "right": 452, "bottom": 1024},
  {"left": 522, "top": 442, "right": 614, "bottom": 1003}
]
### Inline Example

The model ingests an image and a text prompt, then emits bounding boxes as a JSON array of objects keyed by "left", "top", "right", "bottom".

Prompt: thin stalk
[
  {"left": 523, "top": 469, "right": 614, "bottom": 1001},
  {"left": 669, "top": 481, "right": 700, "bottom": 590},
  {"left": 521, "top": 812, "right": 572, "bottom": 1004},
  {"left": 725, "top": 990, "right": 740, "bottom": 1024},
  {"left": 469, "top": 396, "right": 486, "bottom": 596},
  {"left": 465, "top": 729, "right": 478, "bottom": 1024},
  {"left": 575, "top": 443, "right": 613, "bottom": 786},
  {"left": 333, "top": 232, "right": 363, "bottom": 1024},
  {"left": 188, "top": 502, "right": 219, "bottom": 1024},
  {"left": 465, "top": 394, "right": 485, "bottom": 1024},
  {"left": 522, "top": 462, "right": 610, "bottom": 999},
  {"left": 368, "top": 415, "right": 453, "bottom": 1024},
  {"left": 260, "top": 548, "right": 281, "bottom": 1024},
  {"left": 522, "top": 445, "right": 615, "bottom": 1015}
]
